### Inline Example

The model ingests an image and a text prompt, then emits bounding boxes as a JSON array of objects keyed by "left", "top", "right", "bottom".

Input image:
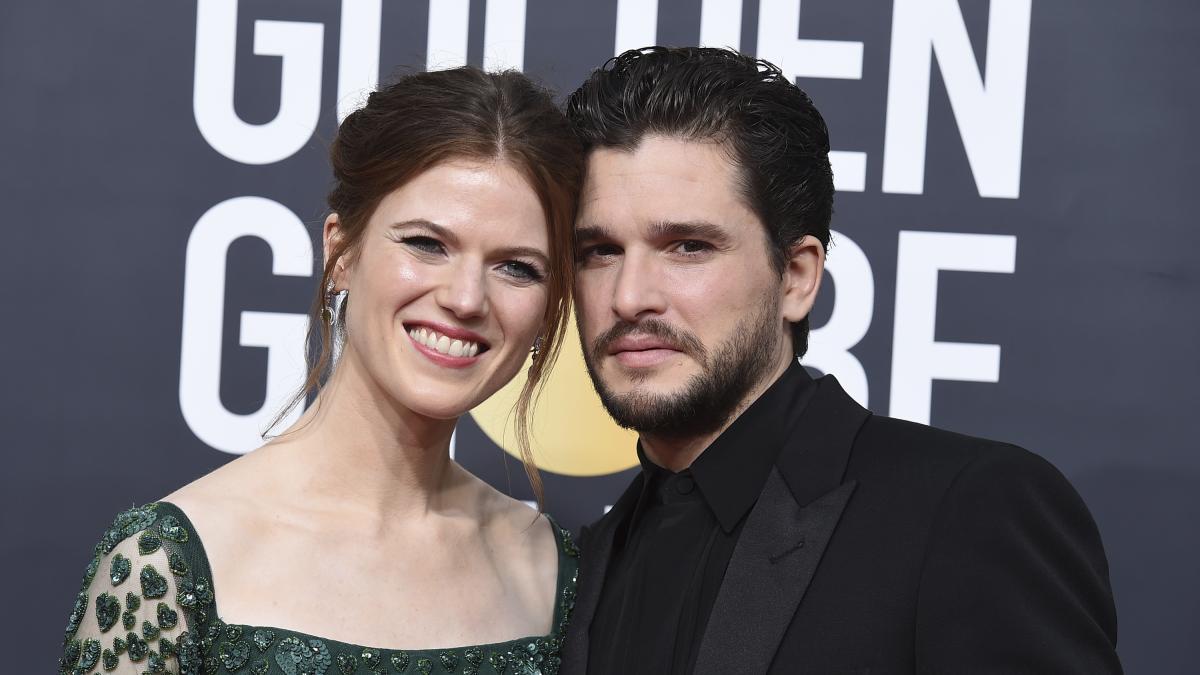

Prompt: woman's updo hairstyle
[{"left": 285, "top": 67, "right": 583, "bottom": 504}]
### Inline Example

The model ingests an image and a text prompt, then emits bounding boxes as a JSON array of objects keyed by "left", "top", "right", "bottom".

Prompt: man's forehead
[
  {"left": 583, "top": 134, "right": 738, "bottom": 180},
  {"left": 577, "top": 138, "right": 760, "bottom": 240}
]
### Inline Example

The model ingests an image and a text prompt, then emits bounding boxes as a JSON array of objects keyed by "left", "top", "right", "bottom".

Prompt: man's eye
[
  {"left": 580, "top": 244, "right": 620, "bottom": 259},
  {"left": 401, "top": 236, "right": 445, "bottom": 254},
  {"left": 674, "top": 240, "right": 711, "bottom": 254}
]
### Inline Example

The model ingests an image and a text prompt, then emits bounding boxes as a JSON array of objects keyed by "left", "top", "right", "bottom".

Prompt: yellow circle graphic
[{"left": 470, "top": 315, "right": 639, "bottom": 476}]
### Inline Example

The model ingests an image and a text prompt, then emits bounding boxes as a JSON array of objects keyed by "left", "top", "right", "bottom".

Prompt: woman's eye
[
  {"left": 401, "top": 236, "right": 445, "bottom": 254},
  {"left": 499, "top": 261, "right": 544, "bottom": 282}
]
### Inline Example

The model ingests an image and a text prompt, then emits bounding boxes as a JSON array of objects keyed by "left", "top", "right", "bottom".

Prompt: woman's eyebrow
[
  {"left": 392, "top": 219, "right": 548, "bottom": 264},
  {"left": 390, "top": 219, "right": 459, "bottom": 246},
  {"left": 494, "top": 246, "right": 549, "bottom": 266}
]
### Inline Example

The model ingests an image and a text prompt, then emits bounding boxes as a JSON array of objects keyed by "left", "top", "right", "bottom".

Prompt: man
[{"left": 560, "top": 47, "right": 1120, "bottom": 674}]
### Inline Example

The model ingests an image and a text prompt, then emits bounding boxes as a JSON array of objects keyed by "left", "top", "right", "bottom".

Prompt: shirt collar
[{"left": 636, "top": 360, "right": 817, "bottom": 533}]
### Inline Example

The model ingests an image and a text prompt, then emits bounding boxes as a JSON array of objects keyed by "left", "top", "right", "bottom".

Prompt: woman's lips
[{"left": 405, "top": 322, "right": 489, "bottom": 368}]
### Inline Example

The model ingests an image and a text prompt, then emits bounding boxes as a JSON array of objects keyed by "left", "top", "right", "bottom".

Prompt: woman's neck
[{"left": 265, "top": 352, "right": 463, "bottom": 521}]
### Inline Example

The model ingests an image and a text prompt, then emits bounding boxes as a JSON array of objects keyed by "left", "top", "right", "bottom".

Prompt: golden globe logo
[{"left": 470, "top": 316, "right": 639, "bottom": 476}]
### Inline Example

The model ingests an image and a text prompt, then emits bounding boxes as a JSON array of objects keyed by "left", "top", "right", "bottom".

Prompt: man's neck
[{"left": 639, "top": 357, "right": 793, "bottom": 472}]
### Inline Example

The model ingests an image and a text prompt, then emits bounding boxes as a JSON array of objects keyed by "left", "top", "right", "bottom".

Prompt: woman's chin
[{"left": 390, "top": 386, "right": 491, "bottom": 422}]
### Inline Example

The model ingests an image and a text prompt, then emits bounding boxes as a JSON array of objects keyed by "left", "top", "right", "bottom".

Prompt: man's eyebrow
[
  {"left": 390, "top": 219, "right": 459, "bottom": 245},
  {"left": 576, "top": 224, "right": 614, "bottom": 245},
  {"left": 648, "top": 220, "right": 733, "bottom": 244}
]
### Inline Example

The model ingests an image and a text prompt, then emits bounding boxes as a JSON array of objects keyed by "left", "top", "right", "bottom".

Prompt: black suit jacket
[{"left": 561, "top": 374, "right": 1121, "bottom": 674}]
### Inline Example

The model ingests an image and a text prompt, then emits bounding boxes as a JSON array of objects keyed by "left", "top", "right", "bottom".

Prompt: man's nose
[{"left": 611, "top": 251, "right": 667, "bottom": 323}]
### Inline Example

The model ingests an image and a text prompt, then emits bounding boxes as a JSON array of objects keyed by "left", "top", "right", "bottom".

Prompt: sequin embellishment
[
  {"left": 99, "top": 506, "right": 158, "bottom": 555},
  {"left": 96, "top": 593, "right": 121, "bottom": 633},
  {"left": 176, "top": 577, "right": 214, "bottom": 609},
  {"left": 252, "top": 629, "right": 275, "bottom": 652},
  {"left": 60, "top": 639, "right": 81, "bottom": 674},
  {"left": 219, "top": 639, "right": 251, "bottom": 671},
  {"left": 159, "top": 515, "right": 189, "bottom": 543},
  {"left": 157, "top": 602, "right": 178, "bottom": 629},
  {"left": 275, "top": 636, "right": 332, "bottom": 675},
  {"left": 110, "top": 554, "right": 132, "bottom": 586},
  {"left": 64, "top": 589, "right": 88, "bottom": 642},
  {"left": 146, "top": 649, "right": 168, "bottom": 673},
  {"left": 138, "top": 531, "right": 162, "bottom": 555},
  {"left": 361, "top": 648, "right": 382, "bottom": 672},
  {"left": 126, "top": 632, "right": 148, "bottom": 661},
  {"left": 78, "top": 638, "right": 102, "bottom": 671},
  {"left": 140, "top": 564, "right": 169, "bottom": 599}
]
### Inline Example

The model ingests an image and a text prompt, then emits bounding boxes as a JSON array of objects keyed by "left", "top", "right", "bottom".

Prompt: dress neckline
[{"left": 152, "top": 499, "right": 579, "bottom": 657}]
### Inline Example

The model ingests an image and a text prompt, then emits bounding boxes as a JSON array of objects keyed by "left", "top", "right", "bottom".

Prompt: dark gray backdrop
[{"left": 3, "top": 1, "right": 1196, "bottom": 672}]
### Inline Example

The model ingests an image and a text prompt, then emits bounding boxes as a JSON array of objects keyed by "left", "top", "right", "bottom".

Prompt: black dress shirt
[{"left": 587, "top": 362, "right": 816, "bottom": 675}]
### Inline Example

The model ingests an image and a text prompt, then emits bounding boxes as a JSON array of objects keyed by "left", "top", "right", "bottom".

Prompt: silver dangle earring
[
  {"left": 321, "top": 280, "right": 337, "bottom": 325},
  {"left": 530, "top": 336, "right": 544, "bottom": 363}
]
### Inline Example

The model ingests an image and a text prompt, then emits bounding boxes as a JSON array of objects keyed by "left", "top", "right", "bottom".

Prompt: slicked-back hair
[{"left": 566, "top": 46, "right": 833, "bottom": 357}]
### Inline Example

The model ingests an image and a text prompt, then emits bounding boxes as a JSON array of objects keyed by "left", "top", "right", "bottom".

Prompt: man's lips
[
  {"left": 607, "top": 335, "right": 684, "bottom": 368},
  {"left": 607, "top": 335, "right": 681, "bottom": 354}
]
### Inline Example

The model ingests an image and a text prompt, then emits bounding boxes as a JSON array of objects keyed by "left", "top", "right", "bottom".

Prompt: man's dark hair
[{"left": 566, "top": 46, "right": 834, "bottom": 357}]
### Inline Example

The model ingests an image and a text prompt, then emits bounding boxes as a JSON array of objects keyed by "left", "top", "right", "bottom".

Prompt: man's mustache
[{"left": 590, "top": 319, "right": 708, "bottom": 364}]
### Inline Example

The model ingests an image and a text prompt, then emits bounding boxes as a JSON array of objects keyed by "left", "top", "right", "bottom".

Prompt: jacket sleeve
[{"left": 914, "top": 445, "right": 1122, "bottom": 674}]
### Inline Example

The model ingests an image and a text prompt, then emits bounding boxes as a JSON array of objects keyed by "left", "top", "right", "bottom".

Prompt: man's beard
[{"left": 581, "top": 300, "right": 782, "bottom": 439}]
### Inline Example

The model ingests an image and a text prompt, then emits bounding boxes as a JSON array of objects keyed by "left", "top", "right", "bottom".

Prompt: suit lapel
[
  {"left": 694, "top": 470, "right": 857, "bottom": 674},
  {"left": 694, "top": 374, "right": 871, "bottom": 674},
  {"left": 559, "top": 474, "right": 644, "bottom": 675}
]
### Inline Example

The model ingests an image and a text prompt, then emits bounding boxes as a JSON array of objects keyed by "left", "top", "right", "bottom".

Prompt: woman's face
[{"left": 329, "top": 159, "right": 551, "bottom": 420}]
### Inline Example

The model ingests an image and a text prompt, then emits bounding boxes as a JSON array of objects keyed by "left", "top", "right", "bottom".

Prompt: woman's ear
[
  {"left": 322, "top": 213, "right": 347, "bottom": 290},
  {"left": 780, "top": 234, "right": 826, "bottom": 323}
]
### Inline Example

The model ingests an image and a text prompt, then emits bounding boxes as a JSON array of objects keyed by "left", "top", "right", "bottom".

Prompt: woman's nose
[{"left": 435, "top": 260, "right": 489, "bottom": 319}]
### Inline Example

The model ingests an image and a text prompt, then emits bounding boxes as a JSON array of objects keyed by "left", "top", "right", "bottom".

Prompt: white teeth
[{"left": 408, "top": 326, "right": 481, "bottom": 358}]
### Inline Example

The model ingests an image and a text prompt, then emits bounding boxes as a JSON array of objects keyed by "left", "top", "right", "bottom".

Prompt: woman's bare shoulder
[
  {"left": 159, "top": 449, "right": 275, "bottom": 539},
  {"left": 466, "top": 472, "right": 558, "bottom": 588}
]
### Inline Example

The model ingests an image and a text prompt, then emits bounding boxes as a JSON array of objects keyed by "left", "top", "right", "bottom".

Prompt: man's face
[{"left": 574, "top": 135, "right": 794, "bottom": 436}]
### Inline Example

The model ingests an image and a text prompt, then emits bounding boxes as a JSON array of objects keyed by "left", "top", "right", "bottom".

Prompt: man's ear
[
  {"left": 322, "top": 213, "right": 348, "bottom": 290},
  {"left": 780, "top": 234, "right": 826, "bottom": 323}
]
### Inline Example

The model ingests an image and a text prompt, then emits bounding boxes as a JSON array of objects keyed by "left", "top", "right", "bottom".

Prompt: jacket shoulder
[{"left": 851, "top": 413, "right": 1056, "bottom": 482}]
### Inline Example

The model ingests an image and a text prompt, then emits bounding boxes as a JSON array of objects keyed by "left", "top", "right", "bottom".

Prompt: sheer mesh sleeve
[{"left": 59, "top": 505, "right": 205, "bottom": 675}]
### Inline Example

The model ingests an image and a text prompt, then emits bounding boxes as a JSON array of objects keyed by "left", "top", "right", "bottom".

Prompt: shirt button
[{"left": 675, "top": 475, "right": 695, "bottom": 494}]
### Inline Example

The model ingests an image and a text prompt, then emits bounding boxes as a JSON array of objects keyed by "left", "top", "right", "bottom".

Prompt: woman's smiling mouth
[{"left": 405, "top": 322, "right": 490, "bottom": 367}]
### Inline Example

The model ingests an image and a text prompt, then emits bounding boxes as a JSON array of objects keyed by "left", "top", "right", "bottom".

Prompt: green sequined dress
[{"left": 59, "top": 502, "right": 580, "bottom": 675}]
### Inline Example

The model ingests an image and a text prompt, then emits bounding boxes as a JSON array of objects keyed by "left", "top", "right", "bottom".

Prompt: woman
[{"left": 59, "top": 67, "right": 582, "bottom": 675}]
